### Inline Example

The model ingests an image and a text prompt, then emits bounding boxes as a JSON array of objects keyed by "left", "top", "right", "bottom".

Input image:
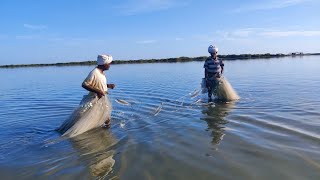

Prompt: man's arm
[
  {"left": 205, "top": 69, "right": 208, "bottom": 79},
  {"left": 82, "top": 82, "right": 105, "bottom": 98},
  {"left": 204, "top": 60, "right": 208, "bottom": 79},
  {"left": 220, "top": 60, "right": 224, "bottom": 74}
]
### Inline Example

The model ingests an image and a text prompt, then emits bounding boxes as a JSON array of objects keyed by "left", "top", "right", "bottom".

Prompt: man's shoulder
[
  {"left": 205, "top": 57, "right": 212, "bottom": 62},
  {"left": 91, "top": 67, "right": 101, "bottom": 74},
  {"left": 86, "top": 68, "right": 98, "bottom": 77}
]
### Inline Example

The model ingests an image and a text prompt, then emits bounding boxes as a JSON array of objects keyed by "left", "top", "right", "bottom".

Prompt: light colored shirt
[{"left": 83, "top": 68, "right": 107, "bottom": 93}]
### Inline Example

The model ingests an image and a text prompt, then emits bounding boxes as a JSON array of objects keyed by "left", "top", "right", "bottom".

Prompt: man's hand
[
  {"left": 97, "top": 90, "right": 105, "bottom": 98},
  {"left": 107, "top": 84, "right": 116, "bottom": 89}
]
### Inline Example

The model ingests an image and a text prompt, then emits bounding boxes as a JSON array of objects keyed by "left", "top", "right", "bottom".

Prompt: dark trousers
[{"left": 206, "top": 79, "right": 219, "bottom": 100}]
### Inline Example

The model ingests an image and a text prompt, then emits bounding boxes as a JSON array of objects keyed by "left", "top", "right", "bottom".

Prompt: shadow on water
[
  {"left": 67, "top": 128, "right": 119, "bottom": 179},
  {"left": 201, "top": 100, "right": 236, "bottom": 145}
]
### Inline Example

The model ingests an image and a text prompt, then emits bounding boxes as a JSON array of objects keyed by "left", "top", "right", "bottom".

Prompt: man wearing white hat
[
  {"left": 57, "top": 54, "right": 116, "bottom": 137},
  {"left": 82, "top": 54, "right": 115, "bottom": 127},
  {"left": 82, "top": 54, "right": 115, "bottom": 98},
  {"left": 204, "top": 45, "right": 224, "bottom": 101}
]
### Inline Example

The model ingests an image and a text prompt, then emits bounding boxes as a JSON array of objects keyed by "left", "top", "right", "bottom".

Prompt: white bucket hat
[{"left": 97, "top": 54, "right": 113, "bottom": 65}]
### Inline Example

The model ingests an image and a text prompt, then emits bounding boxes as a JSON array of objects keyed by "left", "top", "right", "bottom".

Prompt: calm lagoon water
[{"left": 0, "top": 56, "right": 320, "bottom": 179}]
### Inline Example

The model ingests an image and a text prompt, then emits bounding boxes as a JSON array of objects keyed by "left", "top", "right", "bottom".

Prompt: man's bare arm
[{"left": 82, "top": 82, "right": 105, "bottom": 98}]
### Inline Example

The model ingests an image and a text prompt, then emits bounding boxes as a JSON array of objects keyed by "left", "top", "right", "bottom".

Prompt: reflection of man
[
  {"left": 204, "top": 45, "right": 224, "bottom": 102},
  {"left": 201, "top": 102, "right": 234, "bottom": 145},
  {"left": 69, "top": 129, "right": 117, "bottom": 178}
]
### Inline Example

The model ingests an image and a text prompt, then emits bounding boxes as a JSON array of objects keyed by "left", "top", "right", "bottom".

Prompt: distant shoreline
[{"left": 1, "top": 53, "right": 319, "bottom": 68}]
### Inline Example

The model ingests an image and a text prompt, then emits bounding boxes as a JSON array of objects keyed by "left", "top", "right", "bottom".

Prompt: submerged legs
[
  {"left": 206, "top": 79, "right": 219, "bottom": 102},
  {"left": 207, "top": 87, "right": 213, "bottom": 102}
]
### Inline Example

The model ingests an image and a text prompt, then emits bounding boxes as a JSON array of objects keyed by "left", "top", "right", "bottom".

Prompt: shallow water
[{"left": 1, "top": 56, "right": 320, "bottom": 179}]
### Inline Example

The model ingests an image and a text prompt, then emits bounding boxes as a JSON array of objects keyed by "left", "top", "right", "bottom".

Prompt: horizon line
[{"left": 1, "top": 52, "right": 319, "bottom": 68}]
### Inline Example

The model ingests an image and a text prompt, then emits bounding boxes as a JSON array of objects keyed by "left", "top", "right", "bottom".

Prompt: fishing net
[
  {"left": 216, "top": 77, "right": 240, "bottom": 101},
  {"left": 202, "top": 76, "right": 240, "bottom": 101},
  {"left": 57, "top": 93, "right": 112, "bottom": 137}
]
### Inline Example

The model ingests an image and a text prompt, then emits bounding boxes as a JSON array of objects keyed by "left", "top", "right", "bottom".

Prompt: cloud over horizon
[
  {"left": 214, "top": 28, "right": 320, "bottom": 39},
  {"left": 233, "top": 0, "right": 313, "bottom": 12},
  {"left": 24, "top": 24, "right": 47, "bottom": 30}
]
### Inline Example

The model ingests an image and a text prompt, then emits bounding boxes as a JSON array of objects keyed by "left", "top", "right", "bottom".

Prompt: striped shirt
[{"left": 203, "top": 57, "right": 224, "bottom": 76}]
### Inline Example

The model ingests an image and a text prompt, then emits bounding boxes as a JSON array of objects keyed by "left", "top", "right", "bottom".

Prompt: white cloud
[
  {"left": 114, "top": 0, "right": 189, "bottom": 15},
  {"left": 259, "top": 30, "right": 320, "bottom": 37},
  {"left": 136, "top": 40, "right": 157, "bottom": 44},
  {"left": 233, "top": 0, "right": 313, "bottom": 12},
  {"left": 230, "top": 29, "right": 256, "bottom": 37},
  {"left": 24, "top": 24, "right": 47, "bottom": 30},
  {"left": 57, "top": 37, "right": 103, "bottom": 46},
  {"left": 195, "top": 28, "right": 320, "bottom": 43},
  {"left": 217, "top": 28, "right": 320, "bottom": 39}
]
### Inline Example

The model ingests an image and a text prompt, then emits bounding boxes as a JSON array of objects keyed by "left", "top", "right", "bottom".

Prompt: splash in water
[
  {"left": 115, "top": 99, "right": 130, "bottom": 106},
  {"left": 190, "top": 89, "right": 201, "bottom": 99},
  {"left": 120, "top": 120, "right": 126, "bottom": 128},
  {"left": 194, "top": 98, "right": 202, "bottom": 104},
  {"left": 154, "top": 102, "right": 164, "bottom": 116}
]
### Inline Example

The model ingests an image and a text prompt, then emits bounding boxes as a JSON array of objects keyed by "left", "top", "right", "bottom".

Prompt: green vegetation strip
[{"left": 1, "top": 53, "right": 319, "bottom": 68}]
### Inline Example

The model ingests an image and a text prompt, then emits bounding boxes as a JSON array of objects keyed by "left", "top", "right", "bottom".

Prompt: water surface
[{"left": 1, "top": 56, "right": 320, "bottom": 179}]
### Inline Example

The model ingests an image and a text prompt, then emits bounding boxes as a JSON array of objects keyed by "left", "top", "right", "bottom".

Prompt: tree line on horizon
[{"left": 1, "top": 53, "right": 319, "bottom": 68}]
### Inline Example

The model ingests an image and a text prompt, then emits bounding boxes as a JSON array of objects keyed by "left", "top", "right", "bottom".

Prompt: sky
[{"left": 0, "top": 0, "right": 320, "bottom": 65}]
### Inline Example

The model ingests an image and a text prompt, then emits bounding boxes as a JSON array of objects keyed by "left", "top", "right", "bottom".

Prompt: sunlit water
[{"left": 0, "top": 56, "right": 320, "bottom": 179}]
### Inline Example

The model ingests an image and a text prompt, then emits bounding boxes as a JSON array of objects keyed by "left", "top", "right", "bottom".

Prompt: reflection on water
[
  {"left": 201, "top": 101, "right": 235, "bottom": 145},
  {"left": 68, "top": 129, "right": 117, "bottom": 179}
]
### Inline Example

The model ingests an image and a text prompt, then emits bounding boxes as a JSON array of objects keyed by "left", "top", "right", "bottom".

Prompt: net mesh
[{"left": 57, "top": 94, "right": 112, "bottom": 137}]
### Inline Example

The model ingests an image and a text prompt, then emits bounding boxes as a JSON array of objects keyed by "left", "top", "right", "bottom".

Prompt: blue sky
[{"left": 0, "top": 0, "right": 320, "bottom": 65}]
